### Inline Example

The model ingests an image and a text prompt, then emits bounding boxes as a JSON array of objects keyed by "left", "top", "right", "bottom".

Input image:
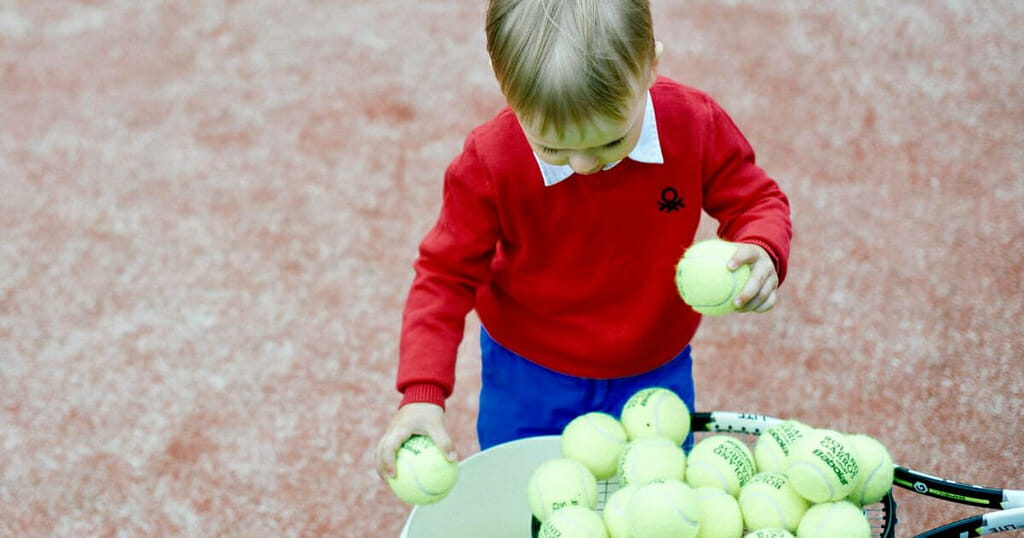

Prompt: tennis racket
[
  {"left": 529, "top": 411, "right": 1023, "bottom": 537},
  {"left": 890, "top": 464, "right": 1024, "bottom": 537}
]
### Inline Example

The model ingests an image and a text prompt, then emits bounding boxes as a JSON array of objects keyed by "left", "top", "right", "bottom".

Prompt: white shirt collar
[{"left": 534, "top": 91, "right": 663, "bottom": 187}]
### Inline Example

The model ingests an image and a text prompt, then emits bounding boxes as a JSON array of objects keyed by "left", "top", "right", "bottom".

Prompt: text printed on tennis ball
[
  {"left": 714, "top": 441, "right": 756, "bottom": 477},
  {"left": 812, "top": 435, "right": 859, "bottom": 486}
]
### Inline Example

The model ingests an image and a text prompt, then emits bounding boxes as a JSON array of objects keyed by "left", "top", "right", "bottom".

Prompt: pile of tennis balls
[{"left": 528, "top": 387, "right": 894, "bottom": 538}]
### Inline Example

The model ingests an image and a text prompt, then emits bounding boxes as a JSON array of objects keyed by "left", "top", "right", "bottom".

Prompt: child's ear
[{"left": 648, "top": 41, "right": 664, "bottom": 87}]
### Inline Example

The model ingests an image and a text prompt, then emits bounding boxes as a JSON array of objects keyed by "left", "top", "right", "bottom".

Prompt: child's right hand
[{"left": 374, "top": 402, "right": 456, "bottom": 480}]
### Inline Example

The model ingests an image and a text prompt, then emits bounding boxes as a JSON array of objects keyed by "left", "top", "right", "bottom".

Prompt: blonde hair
[{"left": 486, "top": 0, "right": 656, "bottom": 136}]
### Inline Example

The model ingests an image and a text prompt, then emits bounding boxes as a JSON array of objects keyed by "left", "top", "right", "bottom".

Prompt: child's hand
[
  {"left": 375, "top": 402, "right": 456, "bottom": 480},
  {"left": 728, "top": 243, "right": 779, "bottom": 313}
]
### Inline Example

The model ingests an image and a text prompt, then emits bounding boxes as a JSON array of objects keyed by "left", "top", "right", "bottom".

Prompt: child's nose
[{"left": 568, "top": 153, "right": 602, "bottom": 175}]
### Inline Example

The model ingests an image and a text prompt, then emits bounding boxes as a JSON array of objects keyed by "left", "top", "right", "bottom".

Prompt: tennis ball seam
[
  {"left": 788, "top": 460, "right": 836, "bottom": 501},
  {"left": 743, "top": 491, "right": 796, "bottom": 529},
  {"left": 563, "top": 414, "right": 627, "bottom": 480},
  {"left": 603, "top": 485, "right": 637, "bottom": 537},
  {"left": 670, "top": 502, "right": 700, "bottom": 528},
  {"left": 397, "top": 458, "right": 450, "bottom": 496},
  {"left": 631, "top": 484, "right": 701, "bottom": 533},
  {"left": 651, "top": 392, "right": 668, "bottom": 437},
  {"left": 577, "top": 464, "right": 597, "bottom": 507},
  {"left": 697, "top": 488, "right": 744, "bottom": 537},
  {"left": 688, "top": 460, "right": 731, "bottom": 491},
  {"left": 852, "top": 460, "right": 885, "bottom": 505},
  {"left": 808, "top": 503, "right": 840, "bottom": 538},
  {"left": 387, "top": 436, "right": 458, "bottom": 505},
  {"left": 676, "top": 254, "right": 744, "bottom": 307},
  {"left": 529, "top": 460, "right": 598, "bottom": 520},
  {"left": 584, "top": 415, "right": 626, "bottom": 444}
]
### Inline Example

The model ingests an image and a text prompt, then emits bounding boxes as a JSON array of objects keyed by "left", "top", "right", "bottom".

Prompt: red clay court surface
[{"left": 1, "top": 2, "right": 1021, "bottom": 537}]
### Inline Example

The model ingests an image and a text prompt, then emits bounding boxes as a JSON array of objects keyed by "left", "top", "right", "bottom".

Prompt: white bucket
[{"left": 400, "top": 435, "right": 561, "bottom": 538}]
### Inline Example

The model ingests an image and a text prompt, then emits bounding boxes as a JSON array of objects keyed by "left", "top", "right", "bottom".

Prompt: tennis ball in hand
[
  {"left": 603, "top": 484, "right": 639, "bottom": 538},
  {"left": 620, "top": 387, "right": 691, "bottom": 444},
  {"left": 695, "top": 486, "right": 744, "bottom": 538},
  {"left": 795, "top": 500, "right": 871, "bottom": 538},
  {"left": 538, "top": 505, "right": 609, "bottom": 538},
  {"left": 618, "top": 436, "right": 687, "bottom": 486},
  {"left": 754, "top": 420, "right": 812, "bottom": 474},
  {"left": 844, "top": 434, "right": 895, "bottom": 506},
  {"left": 386, "top": 435, "right": 459, "bottom": 505},
  {"left": 685, "top": 435, "right": 756, "bottom": 497},
  {"left": 527, "top": 457, "right": 599, "bottom": 521},
  {"left": 744, "top": 530, "right": 796, "bottom": 538},
  {"left": 674, "top": 239, "right": 750, "bottom": 315},
  {"left": 628, "top": 480, "right": 702, "bottom": 538},
  {"left": 738, "top": 472, "right": 809, "bottom": 532},
  {"left": 562, "top": 412, "right": 628, "bottom": 480},
  {"left": 785, "top": 429, "right": 860, "bottom": 503}
]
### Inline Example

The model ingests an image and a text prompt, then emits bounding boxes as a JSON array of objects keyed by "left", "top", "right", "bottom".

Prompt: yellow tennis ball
[
  {"left": 785, "top": 429, "right": 860, "bottom": 503},
  {"left": 602, "top": 484, "right": 639, "bottom": 538},
  {"left": 628, "top": 480, "right": 702, "bottom": 538},
  {"left": 674, "top": 239, "right": 750, "bottom": 315},
  {"left": 844, "top": 434, "right": 894, "bottom": 506},
  {"left": 527, "top": 457, "right": 599, "bottom": 521},
  {"left": 744, "top": 530, "right": 796, "bottom": 538},
  {"left": 795, "top": 501, "right": 871, "bottom": 538},
  {"left": 754, "top": 420, "right": 812, "bottom": 473},
  {"left": 618, "top": 436, "right": 687, "bottom": 486},
  {"left": 562, "top": 412, "right": 629, "bottom": 480},
  {"left": 386, "top": 435, "right": 459, "bottom": 505},
  {"left": 685, "top": 435, "right": 756, "bottom": 497},
  {"left": 538, "top": 505, "right": 609, "bottom": 538},
  {"left": 738, "top": 472, "right": 809, "bottom": 533},
  {"left": 695, "top": 486, "right": 744, "bottom": 538},
  {"left": 620, "top": 387, "right": 691, "bottom": 444}
]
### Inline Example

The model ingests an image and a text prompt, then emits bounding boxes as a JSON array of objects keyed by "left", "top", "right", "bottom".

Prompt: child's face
[{"left": 519, "top": 89, "right": 648, "bottom": 176}]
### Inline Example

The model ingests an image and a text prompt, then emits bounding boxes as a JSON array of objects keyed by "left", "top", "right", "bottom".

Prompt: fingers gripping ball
[
  {"left": 602, "top": 485, "right": 639, "bottom": 538},
  {"left": 562, "top": 412, "right": 628, "bottom": 480},
  {"left": 528, "top": 457, "right": 599, "bottom": 521},
  {"left": 744, "top": 530, "right": 796, "bottom": 538},
  {"left": 386, "top": 435, "right": 459, "bottom": 505},
  {"left": 685, "top": 435, "right": 756, "bottom": 497},
  {"left": 795, "top": 501, "right": 871, "bottom": 538},
  {"left": 620, "top": 387, "right": 691, "bottom": 445},
  {"left": 674, "top": 239, "right": 750, "bottom": 315},
  {"left": 618, "top": 436, "right": 687, "bottom": 486},
  {"left": 628, "top": 480, "right": 702, "bottom": 538},
  {"left": 738, "top": 472, "right": 809, "bottom": 533},
  {"left": 538, "top": 505, "right": 609, "bottom": 538},
  {"left": 844, "top": 434, "right": 895, "bottom": 506},
  {"left": 785, "top": 429, "right": 860, "bottom": 503},
  {"left": 695, "top": 487, "right": 744, "bottom": 538},
  {"left": 754, "top": 420, "right": 812, "bottom": 474}
]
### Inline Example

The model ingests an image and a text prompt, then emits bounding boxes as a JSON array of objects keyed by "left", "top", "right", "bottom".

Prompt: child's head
[{"left": 485, "top": 0, "right": 660, "bottom": 173}]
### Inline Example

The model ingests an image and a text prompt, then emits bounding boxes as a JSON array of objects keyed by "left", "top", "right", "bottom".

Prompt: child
[{"left": 376, "top": 0, "right": 791, "bottom": 478}]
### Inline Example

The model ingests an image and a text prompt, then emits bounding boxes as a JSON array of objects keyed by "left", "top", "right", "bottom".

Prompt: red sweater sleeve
[
  {"left": 700, "top": 100, "right": 792, "bottom": 282},
  {"left": 396, "top": 135, "right": 499, "bottom": 408}
]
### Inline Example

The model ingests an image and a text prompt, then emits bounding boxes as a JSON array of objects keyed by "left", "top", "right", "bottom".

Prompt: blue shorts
[{"left": 477, "top": 327, "right": 695, "bottom": 451}]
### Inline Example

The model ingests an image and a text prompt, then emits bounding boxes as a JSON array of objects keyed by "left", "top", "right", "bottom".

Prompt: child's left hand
[{"left": 728, "top": 243, "right": 779, "bottom": 313}]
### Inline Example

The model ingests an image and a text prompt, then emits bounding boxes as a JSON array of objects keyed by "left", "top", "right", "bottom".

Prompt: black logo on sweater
[{"left": 658, "top": 187, "right": 685, "bottom": 212}]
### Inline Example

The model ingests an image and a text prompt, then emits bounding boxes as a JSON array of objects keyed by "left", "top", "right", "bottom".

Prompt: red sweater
[{"left": 398, "top": 77, "right": 791, "bottom": 407}]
